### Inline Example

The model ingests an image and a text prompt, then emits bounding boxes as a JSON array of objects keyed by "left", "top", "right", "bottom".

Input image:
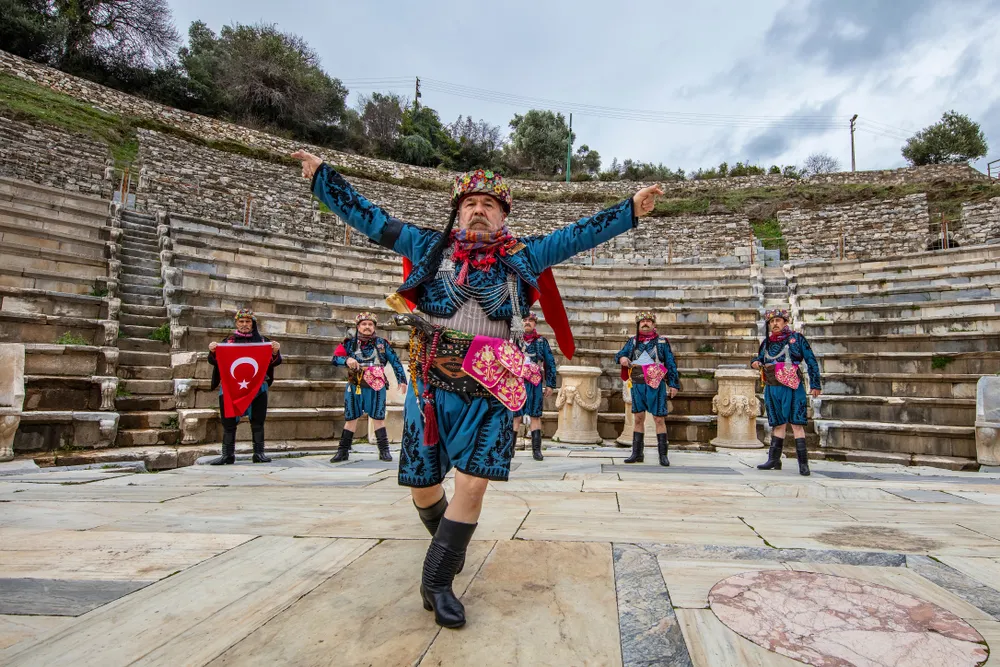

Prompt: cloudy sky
[{"left": 166, "top": 0, "right": 1000, "bottom": 174}]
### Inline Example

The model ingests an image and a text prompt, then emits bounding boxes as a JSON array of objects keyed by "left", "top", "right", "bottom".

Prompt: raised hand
[
  {"left": 209, "top": 342, "right": 218, "bottom": 352},
  {"left": 632, "top": 184, "right": 665, "bottom": 218},
  {"left": 291, "top": 150, "right": 323, "bottom": 180}
]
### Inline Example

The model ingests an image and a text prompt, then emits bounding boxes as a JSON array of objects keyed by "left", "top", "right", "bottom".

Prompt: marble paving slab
[
  {"left": 613, "top": 544, "right": 693, "bottom": 667},
  {"left": 948, "top": 491, "right": 1000, "bottom": 505},
  {"left": 208, "top": 539, "right": 494, "bottom": 667},
  {"left": 2, "top": 537, "right": 376, "bottom": 666},
  {"left": 968, "top": 619, "right": 1000, "bottom": 666},
  {"left": 907, "top": 555, "right": 1000, "bottom": 619},
  {"left": 420, "top": 540, "right": 623, "bottom": 667},
  {"left": 303, "top": 503, "right": 527, "bottom": 541},
  {"left": 885, "top": 488, "right": 982, "bottom": 504},
  {"left": 0, "top": 615, "right": 72, "bottom": 652},
  {"left": 750, "top": 483, "right": 902, "bottom": 501},
  {"left": 0, "top": 485, "right": 213, "bottom": 503},
  {"left": 0, "top": 578, "right": 150, "bottom": 616},
  {"left": 93, "top": 504, "right": 346, "bottom": 537},
  {"left": 516, "top": 512, "right": 765, "bottom": 547},
  {"left": 812, "top": 470, "right": 878, "bottom": 480},
  {"left": 0, "top": 529, "right": 254, "bottom": 581},
  {"left": 645, "top": 543, "right": 907, "bottom": 567},
  {"left": 659, "top": 558, "right": 787, "bottom": 608},
  {"left": 583, "top": 478, "right": 763, "bottom": 497},
  {"left": 753, "top": 520, "right": 1000, "bottom": 556},
  {"left": 0, "top": 501, "right": 161, "bottom": 532},
  {"left": 937, "top": 556, "right": 1000, "bottom": 594},
  {"left": 675, "top": 608, "right": 805, "bottom": 666},
  {"left": 0, "top": 471, "right": 137, "bottom": 484}
]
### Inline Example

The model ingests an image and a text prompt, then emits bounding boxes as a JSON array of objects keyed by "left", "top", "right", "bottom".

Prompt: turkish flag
[{"left": 215, "top": 343, "right": 273, "bottom": 418}]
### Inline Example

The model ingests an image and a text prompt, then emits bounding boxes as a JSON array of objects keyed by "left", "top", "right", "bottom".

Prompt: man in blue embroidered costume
[
  {"left": 330, "top": 312, "right": 408, "bottom": 463},
  {"left": 512, "top": 312, "right": 557, "bottom": 461},
  {"left": 616, "top": 311, "right": 680, "bottom": 467},
  {"left": 294, "top": 148, "right": 662, "bottom": 629},
  {"left": 751, "top": 308, "right": 822, "bottom": 476},
  {"left": 206, "top": 309, "right": 282, "bottom": 464}
]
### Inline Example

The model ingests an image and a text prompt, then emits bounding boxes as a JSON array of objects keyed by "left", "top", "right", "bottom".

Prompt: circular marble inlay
[{"left": 709, "top": 570, "right": 988, "bottom": 667}]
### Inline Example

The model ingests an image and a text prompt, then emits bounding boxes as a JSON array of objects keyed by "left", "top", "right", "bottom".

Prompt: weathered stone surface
[
  {"left": 976, "top": 375, "right": 1000, "bottom": 466},
  {"left": 0, "top": 578, "right": 149, "bottom": 616},
  {"left": 553, "top": 366, "right": 603, "bottom": 444},
  {"left": 0, "top": 343, "right": 25, "bottom": 461},
  {"left": 711, "top": 367, "right": 763, "bottom": 449}
]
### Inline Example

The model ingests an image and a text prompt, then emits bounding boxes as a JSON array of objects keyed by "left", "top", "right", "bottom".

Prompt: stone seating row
[{"left": 788, "top": 243, "right": 1000, "bottom": 279}]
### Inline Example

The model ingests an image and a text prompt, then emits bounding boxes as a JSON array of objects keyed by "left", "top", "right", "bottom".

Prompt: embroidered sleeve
[
  {"left": 799, "top": 336, "right": 822, "bottom": 390},
  {"left": 311, "top": 163, "right": 436, "bottom": 262},
  {"left": 616, "top": 337, "right": 635, "bottom": 364},
  {"left": 753, "top": 340, "right": 766, "bottom": 366},
  {"left": 523, "top": 199, "right": 638, "bottom": 272},
  {"left": 540, "top": 338, "right": 557, "bottom": 388},
  {"left": 384, "top": 341, "right": 408, "bottom": 386}
]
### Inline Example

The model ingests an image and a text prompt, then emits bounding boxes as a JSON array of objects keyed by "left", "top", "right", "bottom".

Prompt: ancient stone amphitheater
[{"left": 2, "top": 51, "right": 999, "bottom": 471}]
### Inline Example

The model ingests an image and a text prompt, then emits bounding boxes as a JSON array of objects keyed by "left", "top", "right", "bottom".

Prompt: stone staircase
[
  {"left": 762, "top": 266, "right": 791, "bottom": 314},
  {"left": 114, "top": 210, "right": 179, "bottom": 447}
]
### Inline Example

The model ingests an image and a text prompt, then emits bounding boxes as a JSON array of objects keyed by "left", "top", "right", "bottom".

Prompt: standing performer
[
  {"left": 512, "top": 312, "right": 557, "bottom": 461},
  {"left": 295, "top": 149, "right": 662, "bottom": 629},
  {"left": 207, "top": 309, "right": 282, "bottom": 464},
  {"left": 751, "top": 308, "right": 822, "bottom": 476},
  {"left": 330, "top": 312, "right": 408, "bottom": 463},
  {"left": 616, "top": 312, "right": 680, "bottom": 466}
]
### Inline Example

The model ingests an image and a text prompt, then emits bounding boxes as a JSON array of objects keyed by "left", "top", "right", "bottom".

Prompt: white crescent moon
[{"left": 230, "top": 356, "right": 259, "bottom": 378}]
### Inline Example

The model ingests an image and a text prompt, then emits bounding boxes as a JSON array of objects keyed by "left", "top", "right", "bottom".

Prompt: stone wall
[
  {"left": 0, "top": 116, "right": 110, "bottom": 196},
  {"left": 779, "top": 194, "right": 930, "bottom": 260},
  {"left": 0, "top": 49, "right": 987, "bottom": 197},
  {"left": 955, "top": 197, "right": 1000, "bottom": 247}
]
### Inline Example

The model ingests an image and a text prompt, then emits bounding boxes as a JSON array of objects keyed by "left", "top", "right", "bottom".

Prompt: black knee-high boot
[
  {"left": 795, "top": 438, "right": 810, "bottom": 476},
  {"left": 624, "top": 431, "right": 644, "bottom": 463},
  {"left": 250, "top": 424, "right": 271, "bottom": 463},
  {"left": 331, "top": 428, "right": 353, "bottom": 462},
  {"left": 210, "top": 430, "right": 236, "bottom": 465},
  {"left": 531, "top": 429, "right": 543, "bottom": 461},
  {"left": 376, "top": 427, "right": 392, "bottom": 462},
  {"left": 656, "top": 432, "right": 670, "bottom": 467},
  {"left": 421, "top": 517, "right": 477, "bottom": 629},
  {"left": 414, "top": 494, "right": 465, "bottom": 574},
  {"left": 758, "top": 435, "right": 783, "bottom": 470}
]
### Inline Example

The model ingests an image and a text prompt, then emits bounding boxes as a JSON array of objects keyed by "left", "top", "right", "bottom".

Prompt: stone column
[
  {"left": 616, "top": 381, "right": 660, "bottom": 445},
  {"left": 553, "top": 366, "right": 603, "bottom": 445},
  {"left": 976, "top": 376, "right": 1000, "bottom": 466},
  {"left": 0, "top": 344, "right": 26, "bottom": 461},
  {"left": 711, "top": 366, "right": 763, "bottom": 449}
]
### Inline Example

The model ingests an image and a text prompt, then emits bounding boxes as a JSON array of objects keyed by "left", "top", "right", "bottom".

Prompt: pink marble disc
[{"left": 709, "top": 570, "right": 988, "bottom": 667}]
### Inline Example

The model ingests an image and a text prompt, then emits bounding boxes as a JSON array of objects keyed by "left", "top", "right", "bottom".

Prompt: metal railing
[{"left": 989, "top": 159, "right": 1000, "bottom": 180}]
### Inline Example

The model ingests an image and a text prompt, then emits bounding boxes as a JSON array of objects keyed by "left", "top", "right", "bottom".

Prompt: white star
[{"left": 238, "top": 380, "right": 249, "bottom": 390}]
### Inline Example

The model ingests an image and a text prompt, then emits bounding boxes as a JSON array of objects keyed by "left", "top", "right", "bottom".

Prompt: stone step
[
  {"left": 120, "top": 283, "right": 162, "bottom": 298},
  {"left": 0, "top": 176, "right": 110, "bottom": 217},
  {"left": 813, "top": 419, "right": 976, "bottom": 460},
  {"left": 122, "top": 229, "right": 159, "bottom": 244},
  {"left": 121, "top": 293, "right": 163, "bottom": 307},
  {"left": 116, "top": 395, "right": 176, "bottom": 412},
  {"left": 118, "top": 337, "right": 170, "bottom": 354},
  {"left": 121, "top": 222, "right": 158, "bottom": 236},
  {"left": 121, "top": 246, "right": 160, "bottom": 261},
  {"left": 814, "top": 395, "right": 975, "bottom": 427},
  {"left": 122, "top": 213, "right": 158, "bottom": 227},
  {"left": 118, "top": 411, "right": 178, "bottom": 430},
  {"left": 809, "top": 332, "right": 1000, "bottom": 355},
  {"left": 120, "top": 379, "right": 173, "bottom": 395},
  {"left": 121, "top": 265, "right": 161, "bottom": 279},
  {"left": 115, "top": 428, "right": 180, "bottom": 448},
  {"left": 120, "top": 274, "right": 160, "bottom": 288},
  {"left": 802, "top": 313, "right": 1000, "bottom": 338},
  {"left": 797, "top": 284, "right": 1000, "bottom": 310},
  {"left": 120, "top": 312, "right": 167, "bottom": 327},
  {"left": 121, "top": 303, "right": 167, "bottom": 317},
  {"left": 119, "top": 365, "right": 172, "bottom": 380},
  {"left": 818, "top": 351, "right": 1000, "bottom": 376},
  {"left": 822, "top": 372, "right": 979, "bottom": 400},
  {"left": 121, "top": 238, "right": 160, "bottom": 253},
  {"left": 120, "top": 324, "right": 162, "bottom": 338},
  {"left": 119, "top": 349, "right": 171, "bottom": 367}
]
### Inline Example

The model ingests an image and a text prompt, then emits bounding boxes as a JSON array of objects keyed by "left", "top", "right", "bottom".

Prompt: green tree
[
  {"left": 728, "top": 161, "right": 766, "bottom": 177},
  {"left": 52, "top": 0, "right": 180, "bottom": 70},
  {"left": 902, "top": 111, "right": 988, "bottom": 165},
  {"left": 398, "top": 105, "right": 455, "bottom": 165},
  {"left": 0, "top": 0, "right": 59, "bottom": 62},
  {"left": 397, "top": 134, "right": 437, "bottom": 166},
  {"left": 358, "top": 92, "right": 405, "bottom": 157},
  {"left": 177, "top": 21, "right": 227, "bottom": 116},
  {"left": 619, "top": 159, "right": 684, "bottom": 181},
  {"left": 571, "top": 144, "right": 601, "bottom": 178},
  {"left": 446, "top": 115, "right": 504, "bottom": 171},
  {"left": 507, "top": 110, "right": 574, "bottom": 176}
]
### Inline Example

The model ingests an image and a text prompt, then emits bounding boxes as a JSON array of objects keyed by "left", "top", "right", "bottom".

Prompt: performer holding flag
[
  {"left": 295, "top": 149, "right": 662, "bottom": 629},
  {"left": 207, "top": 308, "right": 282, "bottom": 465},
  {"left": 616, "top": 311, "right": 680, "bottom": 466},
  {"left": 329, "top": 311, "right": 407, "bottom": 463}
]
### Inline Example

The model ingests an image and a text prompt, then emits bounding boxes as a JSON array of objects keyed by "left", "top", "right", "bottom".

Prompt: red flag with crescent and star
[{"left": 214, "top": 343, "right": 274, "bottom": 418}]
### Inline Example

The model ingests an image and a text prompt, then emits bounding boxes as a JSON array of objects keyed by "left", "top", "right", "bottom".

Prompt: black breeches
[{"left": 218, "top": 392, "right": 268, "bottom": 434}]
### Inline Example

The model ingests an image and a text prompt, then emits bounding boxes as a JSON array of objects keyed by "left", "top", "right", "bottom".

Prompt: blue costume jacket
[
  {"left": 524, "top": 336, "right": 557, "bottom": 389},
  {"left": 615, "top": 336, "right": 681, "bottom": 390},
  {"left": 332, "top": 335, "right": 406, "bottom": 384},
  {"left": 312, "top": 164, "right": 637, "bottom": 322},
  {"left": 753, "top": 332, "right": 822, "bottom": 427}
]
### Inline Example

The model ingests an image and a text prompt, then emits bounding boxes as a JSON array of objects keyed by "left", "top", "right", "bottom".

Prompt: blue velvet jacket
[
  {"left": 311, "top": 164, "right": 637, "bottom": 322},
  {"left": 753, "top": 333, "right": 822, "bottom": 390},
  {"left": 332, "top": 335, "right": 406, "bottom": 385},
  {"left": 523, "top": 336, "right": 557, "bottom": 388},
  {"left": 616, "top": 336, "right": 681, "bottom": 390}
]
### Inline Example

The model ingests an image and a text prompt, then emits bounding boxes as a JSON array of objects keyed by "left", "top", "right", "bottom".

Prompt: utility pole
[
  {"left": 565, "top": 113, "right": 573, "bottom": 182},
  {"left": 850, "top": 114, "right": 858, "bottom": 172},
  {"left": 414, "top": 77, "right": 421, "bottom": 110}
]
